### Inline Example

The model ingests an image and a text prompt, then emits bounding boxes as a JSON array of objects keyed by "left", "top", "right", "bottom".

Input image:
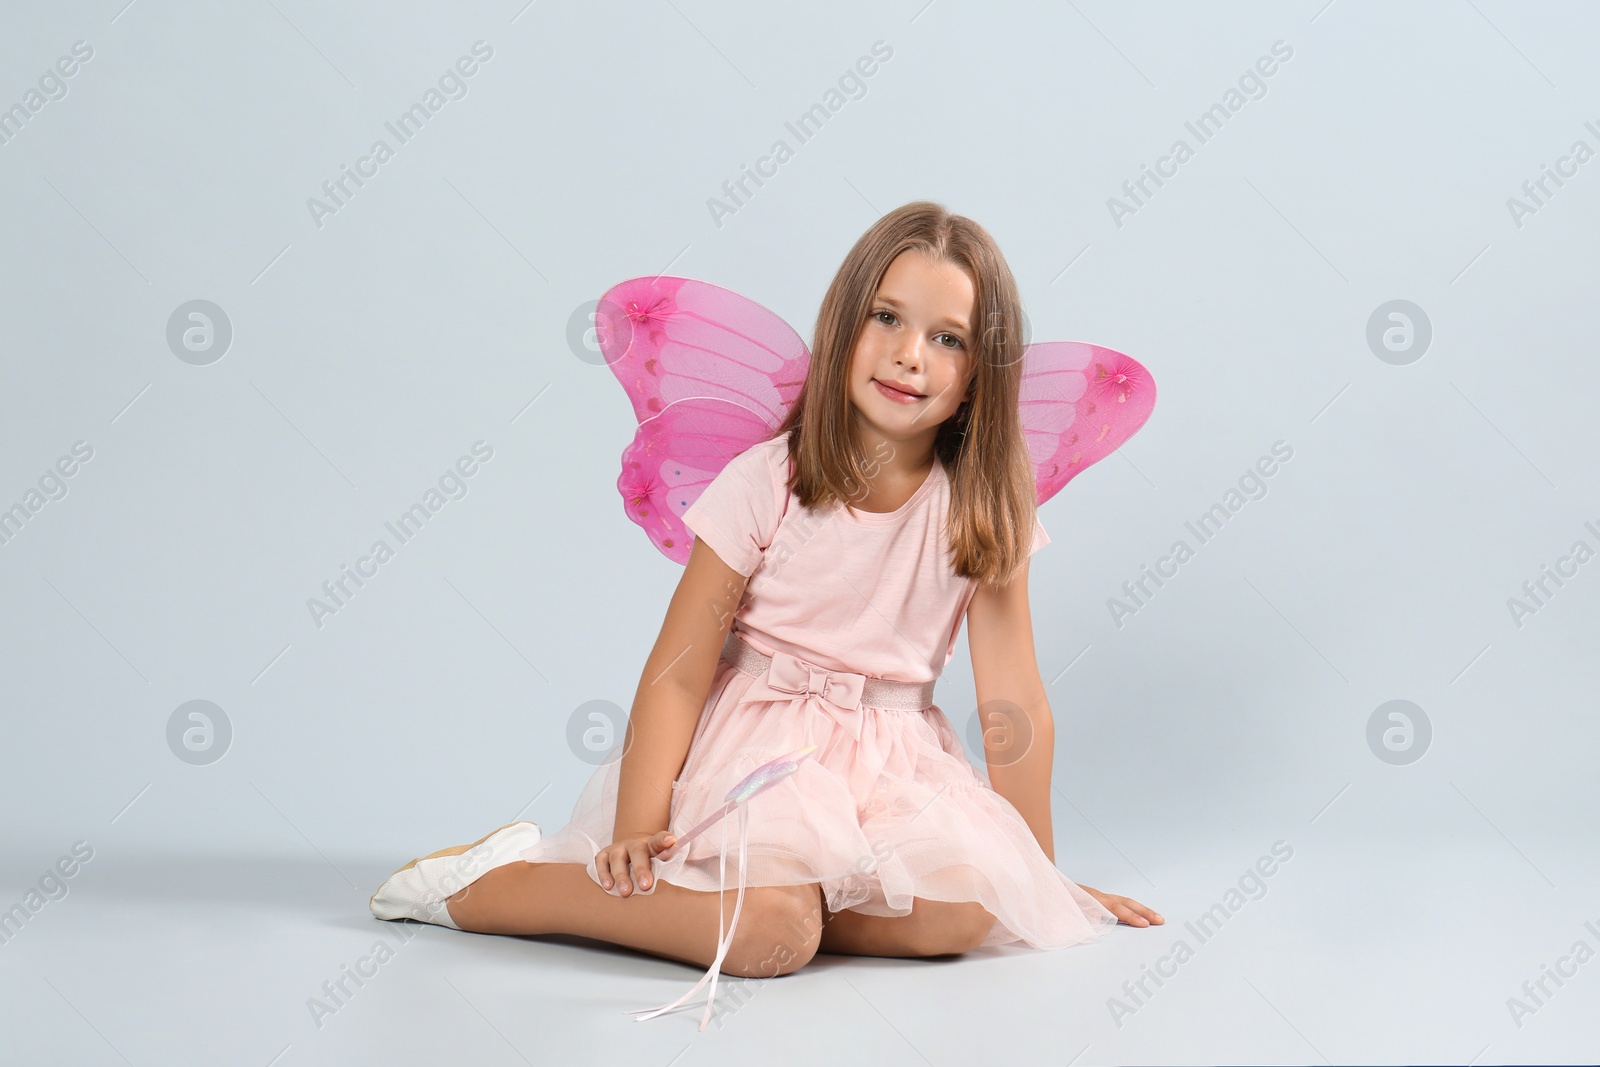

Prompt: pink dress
[{"left": 519, "top": 429, "right": 1120, "bottom": 950}]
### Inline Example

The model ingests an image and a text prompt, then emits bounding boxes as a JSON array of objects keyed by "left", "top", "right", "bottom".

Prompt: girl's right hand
[{"left": 595, "top": 830, "right": 676, "bottom": 896}]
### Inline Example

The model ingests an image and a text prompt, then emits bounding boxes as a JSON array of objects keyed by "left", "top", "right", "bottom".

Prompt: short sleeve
[
  {"left": 681, "top": 440, "right": 786, "bottom": 577},
  {"left": 1029, "top": 512, "right": 1050, "bottom": 556}
]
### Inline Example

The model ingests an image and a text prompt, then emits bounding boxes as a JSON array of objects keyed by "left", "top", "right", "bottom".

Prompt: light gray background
[{"left": 2, "top": 1, "right": 1596, "bottom": 1064}]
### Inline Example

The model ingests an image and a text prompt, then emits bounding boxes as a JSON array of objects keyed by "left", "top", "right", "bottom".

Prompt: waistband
[{"left": 720, "top": 630, "right": 936, "bottom": 712}]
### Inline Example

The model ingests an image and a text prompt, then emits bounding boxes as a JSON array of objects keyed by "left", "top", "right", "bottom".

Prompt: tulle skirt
[{"left": 519, "top": 634, "right": 1119, "bottom": 950}]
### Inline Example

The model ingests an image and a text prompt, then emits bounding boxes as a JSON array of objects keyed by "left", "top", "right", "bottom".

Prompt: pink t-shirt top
[{"left": 680, "top": 430, "right": 1048, "bottom": 685}]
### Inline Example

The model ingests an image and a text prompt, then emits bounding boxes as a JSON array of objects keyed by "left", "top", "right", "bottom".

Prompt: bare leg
[
  {"left": 817, "top": 897, "right": 998, "bottom": 958},
  {"left": 443, "top": 862, "right": 824, "bottom": 978}
]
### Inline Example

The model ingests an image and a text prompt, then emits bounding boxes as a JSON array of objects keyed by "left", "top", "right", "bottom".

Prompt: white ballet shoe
[{"left": 369, "top": 821, "right": 541, "bottom": 929}]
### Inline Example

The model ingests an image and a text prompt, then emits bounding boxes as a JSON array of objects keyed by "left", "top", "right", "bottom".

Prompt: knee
[
  {"left": 720, "top": 884, "right": 823, "bottom": 978},
  {"left": 914, "top": 900, "right": 996, "bottom": 957}
]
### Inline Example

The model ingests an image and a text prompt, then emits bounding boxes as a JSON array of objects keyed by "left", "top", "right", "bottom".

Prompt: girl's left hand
[{"left": 1080, "top": 884, "right": 1164, "bottom": 927}]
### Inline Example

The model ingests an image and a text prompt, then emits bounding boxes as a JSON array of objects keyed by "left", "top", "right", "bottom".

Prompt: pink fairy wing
[
  {"left": 617, "top": 396, "right": 777, "bottom": 565},
  {"left": 596, "top": 276, "right": 809, "bottom": 563},
  {"left": 1019, "top": 342, "right": 1156, "bottom": 505}
]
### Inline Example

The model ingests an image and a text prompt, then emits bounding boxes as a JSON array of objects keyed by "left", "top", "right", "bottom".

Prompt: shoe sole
[{"left": 369, "top": 820, "right": 537, "bottom": 912}]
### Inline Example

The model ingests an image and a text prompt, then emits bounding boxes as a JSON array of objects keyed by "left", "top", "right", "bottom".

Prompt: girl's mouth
[{"left": 873, "top": 378, "right": 925, "bottom": 403}]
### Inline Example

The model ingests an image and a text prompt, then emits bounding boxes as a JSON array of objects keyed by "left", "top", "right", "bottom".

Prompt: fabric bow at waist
[
  {"left": 746, "top": 649, "right": 867, "bottom": 737},
  {"left": 723, "top": 632, "right": 935, "bottom": 741}
]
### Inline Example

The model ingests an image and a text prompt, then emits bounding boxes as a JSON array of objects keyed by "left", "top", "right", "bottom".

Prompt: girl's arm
[
  {"left": 613, "top": 537, "right": 750, "bottom": 840},
  {"left": 965, "top": 559, "right": 1057, "bottom": 861},
  {"left": 968, "top": 560, "right": 1166, "bottom": 928}
]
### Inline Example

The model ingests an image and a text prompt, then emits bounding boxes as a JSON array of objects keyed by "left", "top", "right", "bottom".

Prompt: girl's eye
[{"left": 872, "top": 311, "right": 964, "bottom": 350}]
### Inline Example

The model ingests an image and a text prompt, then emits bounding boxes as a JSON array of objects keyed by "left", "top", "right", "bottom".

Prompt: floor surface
[{"left": 2, "top": 831, "right": 1593, "bottom": 1065}]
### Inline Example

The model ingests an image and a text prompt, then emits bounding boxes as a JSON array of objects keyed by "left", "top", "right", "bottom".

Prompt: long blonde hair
[{"left": 772, "top": 200, "right": 1037, "bottom": 586}]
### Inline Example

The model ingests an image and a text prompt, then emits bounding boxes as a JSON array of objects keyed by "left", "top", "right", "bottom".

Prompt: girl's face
[{"left": 847, "top": 249, "right": 976, "bottom": 450}]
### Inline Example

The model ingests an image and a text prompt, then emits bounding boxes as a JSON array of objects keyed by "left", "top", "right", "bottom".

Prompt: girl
[{"left": 371, "top": 200, "right": 1162, "bottom": 993}]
